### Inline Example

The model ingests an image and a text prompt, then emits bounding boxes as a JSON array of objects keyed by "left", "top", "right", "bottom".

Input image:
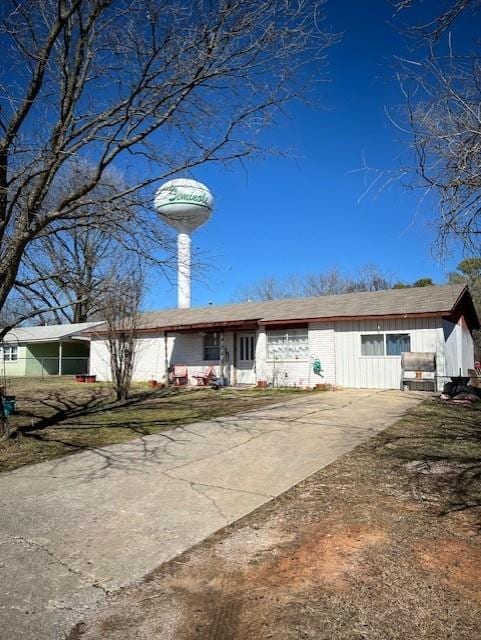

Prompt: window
[
  {"left": 239, "top": 335, "right": 255, "bottom": 362},
  {"left": 386, "top": 333, "right": 410, "bottom": 356},
  {"left": 361, "top": 333, "right": 411, "bottom": 357},
  {"left": 361, "top": 334, "right": 384, "bottom": 356},
  {"left": 266, "top": 329, "right": 308, "bottom": 360},
  {"left": 1, "top": 345, "right": 18, "bottom": 361},
  {"left": 203, "top": 333, "right": 220, "bottom": 360}
]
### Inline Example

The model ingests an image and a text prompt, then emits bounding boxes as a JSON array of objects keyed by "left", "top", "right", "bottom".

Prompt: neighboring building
[
  {"left": 88, "top": 285, "right": 478, "bottom": 390},
  {"left": 1, "top": 322, "right": 103, "bottom": 377}
]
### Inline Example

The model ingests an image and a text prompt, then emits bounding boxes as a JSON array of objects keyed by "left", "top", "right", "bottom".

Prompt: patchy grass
[
  {"left": 70, "top": 398, "right": 481, "bottom": 640},
  {"left": 0, "top": 377, "right": 310, "bottom": 473}
]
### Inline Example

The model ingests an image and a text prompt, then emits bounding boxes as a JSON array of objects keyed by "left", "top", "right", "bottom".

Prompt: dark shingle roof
[{"left": 132, "top": 284, "right": 469, "bottom": 330}]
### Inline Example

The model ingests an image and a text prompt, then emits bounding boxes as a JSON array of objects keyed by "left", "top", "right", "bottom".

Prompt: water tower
[{"left": 154, "top": 178, "right": 214, "bottom": 308}]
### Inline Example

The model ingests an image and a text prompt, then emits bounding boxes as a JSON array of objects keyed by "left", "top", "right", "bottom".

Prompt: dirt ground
[{"left": 69, "top": 397, "right": 481, "bottom": 640}]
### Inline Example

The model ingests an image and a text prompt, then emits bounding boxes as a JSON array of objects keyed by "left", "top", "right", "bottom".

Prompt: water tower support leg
[{"left": 177, "top": 232, "right": 191, "bottom": 309}]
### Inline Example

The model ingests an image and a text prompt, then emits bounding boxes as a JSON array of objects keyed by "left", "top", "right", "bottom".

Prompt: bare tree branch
[{"left": 0, "top": 0, "right": 337, "bottom": 337}]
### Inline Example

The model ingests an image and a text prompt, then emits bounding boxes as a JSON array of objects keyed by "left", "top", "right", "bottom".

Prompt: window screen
[
  {"left": 361, "top": 334, "right": 384, "bottom": 356},
  {"left": 386, "top": 334, "right": 411, "bottom": 356}
]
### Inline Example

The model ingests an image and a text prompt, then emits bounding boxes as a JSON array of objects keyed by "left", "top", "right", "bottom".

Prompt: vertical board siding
[
  {"left": 309, "top": 322, "right": 336, "bottom": 385},
  {"left": 335, "top": 318, "right": 445, "bottom": 389}
]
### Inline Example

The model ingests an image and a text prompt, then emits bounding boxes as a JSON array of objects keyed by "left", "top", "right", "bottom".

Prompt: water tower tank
[
  {"left": 154, "top": 179, "right": 213, "bottom": 232},
  {"left": 154, "top": 179, "right": 214, "bottom": 309}
]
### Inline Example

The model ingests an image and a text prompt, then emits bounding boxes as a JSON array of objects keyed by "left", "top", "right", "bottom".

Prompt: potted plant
[
  {"left": 85, "top": 374, "right": 96, "bottom": 383},
  {"left": 148, "top": 379, "right": 158, "bottom": 388},
  {"left": 75, "top": 374, "right": 86, "bottom": 383},
  {"left": 257, "top": 379, "right": 268, "bottom": 389}
]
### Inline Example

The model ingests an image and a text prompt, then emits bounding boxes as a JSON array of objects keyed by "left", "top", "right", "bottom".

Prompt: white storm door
[{"left": 236, "top": 333, "right": 256, "bottom": 384}]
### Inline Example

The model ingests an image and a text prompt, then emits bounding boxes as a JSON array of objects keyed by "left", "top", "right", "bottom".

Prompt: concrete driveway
[{"left": 0, "top": 389, "right": 423, "bottom": 639}]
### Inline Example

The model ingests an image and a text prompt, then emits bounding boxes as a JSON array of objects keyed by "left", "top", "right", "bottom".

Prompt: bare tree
[
  {"left": 393, "top": 0, "right": 481, "bottom": 254},
  {"left": 236, "top": 264, "right": 394, "bottom": 301},
  {"left": 104, "top": 275, "right": 143, "bottom": 401},
  {"left": 303, "top": 267, "right": 352, "bottom": 296},
  {"left": 393, "top": 1, "right": 479, "bottom": 41},
  {"left": 15, "top": 163, "right": 173, "bottom": 323},
  {"left": 0, "top": 0, "right": 336, "bottom": 337},
  {"left": 235, "top": 275, "right": 304, "bottom": 301}
]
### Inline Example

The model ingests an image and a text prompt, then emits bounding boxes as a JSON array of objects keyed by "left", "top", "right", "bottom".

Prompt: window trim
[{"left": 360, "top": 332, "right": 411, "bottom": 358}]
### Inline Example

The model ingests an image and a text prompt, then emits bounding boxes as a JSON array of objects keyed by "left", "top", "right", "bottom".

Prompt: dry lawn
[
  {"left": 0, "top": 377, "right": 308, "bottom": 472},
  {"left": 69, "top": 398, "right": 481, "bottom": 640}
]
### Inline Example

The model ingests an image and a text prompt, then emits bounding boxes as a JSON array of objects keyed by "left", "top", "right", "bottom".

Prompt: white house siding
[
  {"left": 255, "top": 328, "right": 267, "bottom": 382},
  {"left": 254, "top": 323, "right": 335, "bottom": 388},
  {"left": 0, "top": 344, "right": 27, "bottom": 377},
  {"left": 460, "top": 317, "right": 475, "bottom": 372},
  {"left": 169, "top": 331, "right": 235, "bottom": 385},
  {"left": 90, "top": 315, "right": 475, "bottom": 389},
  {"left": 309, "top": 322, "right": 336, "bottom": 385},
  {"left": 90, "top": 334, "right": 171, "bottom": 383},
  {"left": 91, "top": 331, "right": 235, "bottom": 384},
  {"left": 255, "top": 328, "right": 310, "bottom": 387},
  {"left": 89, "top": 339, "right": 112, "bottom": 381},
  {"left": 335, "top": 317, "right": 446, "bottom": 390},
  {"left": 443, "top": 316, "right": 474, "bottom": 379}
]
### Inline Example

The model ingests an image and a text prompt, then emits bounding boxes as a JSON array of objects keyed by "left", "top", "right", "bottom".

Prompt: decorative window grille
[{"left": 266, "top": 329, "right": 308, "bottom": 360}]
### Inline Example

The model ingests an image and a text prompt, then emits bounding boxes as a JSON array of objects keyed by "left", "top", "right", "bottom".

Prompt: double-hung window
[
  {"left": 361, "top": 333, "right": 410, "bottom": 357},
  {"left": 203, "top": 333, "right": 220, "bottom": 360},
  {"left": 266, "top": 329, "right": 308, "bottom": 360}
]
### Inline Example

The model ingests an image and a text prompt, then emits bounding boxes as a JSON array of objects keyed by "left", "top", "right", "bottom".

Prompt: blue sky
[{"left": 145, "top": 1, "right": 472, "bottom": 310}]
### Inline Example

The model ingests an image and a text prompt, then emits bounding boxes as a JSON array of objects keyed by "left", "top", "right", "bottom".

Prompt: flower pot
[
  {"left": 148, "top": 380, "right": 158, "bottom": 388},
  {"left": 257, "top": 380, "right": 268, "bottom": 389},
  {"left": 76, "top": 374, "right": 86, "bottom": 383},
  {"left": 85, "top": 375, "right": 96, "bottom": 383}
]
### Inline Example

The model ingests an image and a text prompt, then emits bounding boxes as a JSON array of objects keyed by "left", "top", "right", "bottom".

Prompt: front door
[{"left": 236, "top": 333, "right": 256, "bottom": 384}]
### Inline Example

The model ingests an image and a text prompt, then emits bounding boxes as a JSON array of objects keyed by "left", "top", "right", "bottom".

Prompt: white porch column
[
  {"left": 219, "top": 331, "right": 225, "bottom": 385},
  {"left": 58, "top": 341, "right": 63, "bottom": 376}
]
